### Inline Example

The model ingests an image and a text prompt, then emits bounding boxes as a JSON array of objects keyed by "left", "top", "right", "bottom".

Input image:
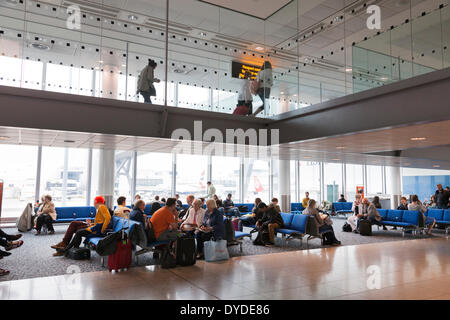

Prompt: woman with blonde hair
[
  {"left": 302, "top": 199, "right": 341, "bottom": 246},
  {"left": 35, "top": 194, "right": 57, "bottom": 235},
  {"left": 196, "top": 199, "right": 225, "bottom": 259}
]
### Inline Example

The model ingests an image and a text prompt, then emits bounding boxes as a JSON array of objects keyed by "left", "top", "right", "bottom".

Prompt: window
[
  {"left": 136, "top": 152, "right": 173, "bottom": 202},
  {"left": 114, "top": 150, "right": 135, "bottom": 202},
  {"left": 366, "top": 165, "right": 383, "bottom": 196},
  {"left": 346, "top": 164, "right": 363, "bottom": 201},
  {"left": 40, "top": 147, "right": 89, "bottom": 207},
  {"left": 324, "top": 163, "right": 342, "bottom": 203},
  {"left": 0, "top": 145, "right": 38, "bottom": 218},
  {"left": 211, "top": 156, "right": 240, "bottom": 202},
  {"left": 243, "top": 159, "right": 269, "bottom": 203},
  {"left": 176, "top": 154, "right": 208, "bottom": 198},
  {"left": 178, "top": 84, "right": 210, "bottom": 110},
  {"left": 299, "top": 161, "right": 321, "bottom": 203}
]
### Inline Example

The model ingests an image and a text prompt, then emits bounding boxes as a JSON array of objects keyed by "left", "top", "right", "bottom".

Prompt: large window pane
[
  {"left": 176, "top": 154, "right": 207, "bottom": 199},
  {"left": 40, "top": 147, "right": 89, "bottom": 207},
  {"left": 0, "top": 145, "right": 38, "bottom": 218},
  {"left": 136, "top": 152, "right": 173, "bottom": 203},
  {"left": 346, "top": 164, "right": 363, "bottom": 201},
  {"left": 114, "top": 151, "right": 135, "bottom": 202},
  {"left": 324, "top": 163, "right": 342, "bottom": 203},
  {"left": 211, "top": 156, "right": 240, "bottom": 202},
  {"left": 299, "top": 161, "right": 320, "bottom": 203},
  {"left": 366, "top": 165, "right": 383, "bottom": 196},
  {"left": 243, "top": 159, "right": 269, "bottom": 203}
]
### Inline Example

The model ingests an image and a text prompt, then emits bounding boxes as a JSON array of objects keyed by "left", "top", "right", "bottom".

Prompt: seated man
[
  {"left": 55, "top": 196, "right": 111, "bottom": 256},
  {"left": 357, "top": 198, "right": 384, "bottom": 231},
  {"left": 196, "top": 199, "right": 225, "bottom": 260},
  {"left": 240, "top": 200, "right": 265, "bottom": 228},
  {"left": 149, "top": 196, "right": 162, "bottom": 214},
  {"left": 222, "top": 193, "right": 240, "bottom": 217},
  {"left": 254, "top": 203, "right": 284, "bottom": 246},
  {"left": 150, "top": 198, "right": 180, "bottom": 242},
  {"left": 130, "top": 199, "right": 147, "bottom": 229},
  {"left": 338, "top": 194, "right": 347, "bottom": 202},
  {"left": 175, "top": 194, "right": 183, "bottom": 211},
  {"left": 271, "top": 198, "right": 281, "bottom": 213},
  {"left": 114, "top": 196, "right": 131, "bottom": 218}
]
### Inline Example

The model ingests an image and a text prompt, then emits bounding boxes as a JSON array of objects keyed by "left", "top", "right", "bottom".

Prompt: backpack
[
  {"left": 66, "top": 247, "right": 91, "bottom": 260},
  {"left": 253, "top": 228, "right": 270, "bottom": 246},
  {"left": 342, "top": 223, "right": 352, "bottom": 232},
  {"left": 238, "top": 205, "right": 249, "bottom": 213},
  {"left": 359, "top": 219, "right": 372, "bottom": 236},
  {"left": 16, "top": 203, "right": 33, "bottom": 232},
  {"left": 160, "top": 244, "right": 177, "bottom": 269},
  {"left": 145, "top": 219, "right": 157, "bottom": 243},
  {"left": 224, "top": 218, "right": 235, "bottom": 244}
]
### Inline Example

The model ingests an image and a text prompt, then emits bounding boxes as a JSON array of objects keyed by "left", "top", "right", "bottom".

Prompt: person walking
[{"left": 137, "top": 59, "right": 160, "bottom": 104}]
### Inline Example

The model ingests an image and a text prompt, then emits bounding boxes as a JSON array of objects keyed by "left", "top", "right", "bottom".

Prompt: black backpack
[
  {"left": 224, "top": 218, "right": 235, "bottom": 244},
  {"left": 238, "top": 205, "right": 249, "bottom": 213},
  {"left": 253, "top": 228, "right": 270, "bottom": 246},
  {"left": 145, "top": 219, "right": 157, "bottom": 243},
  {"left": 66, "top": 247, "right": 91, "bottom": 260},
  {"left": 160, "top": 244, "right": 177, "bottom": 269},
  {"left": 176, "top": 234, "right": 196, "bottom": 266},
  {"left": 342, "top": 223, "right": 352, "bottom": 232}
]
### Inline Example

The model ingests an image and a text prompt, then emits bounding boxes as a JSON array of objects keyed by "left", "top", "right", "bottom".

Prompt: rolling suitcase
[
  {"left": 232, "top": 105, "right": 250, "bottom": 115},
  {"left": 176, "top": 234, "right": 196, "bottom": 266},
  {"left": 108, "top": 219, "right": 132, "bottom": 272},
  {"left": 359, "top": 219, "right": 372, "bottom": 236},
  {"left": 232, "top": 218, "right": 242, "bottom": 232}
]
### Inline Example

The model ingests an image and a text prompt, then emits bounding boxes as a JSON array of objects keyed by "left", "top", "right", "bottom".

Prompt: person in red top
[{"left": 150, "top": 198, "right": 180, "bottom": 241}]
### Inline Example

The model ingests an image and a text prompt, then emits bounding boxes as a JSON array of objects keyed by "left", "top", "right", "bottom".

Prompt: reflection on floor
[{"left": 1, "top": 238, "right": 449, "bottom": 300}]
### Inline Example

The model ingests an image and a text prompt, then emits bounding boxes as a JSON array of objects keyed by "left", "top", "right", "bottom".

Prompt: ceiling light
[
  {"left": 345, "top": 68, "right": 352, "bottom": 73},
  {"left": 64, "top": 140, "right": 75, "bottom": 143},
  {"left": 128, "top": 14, "right": 139, "bottom": 21},
  {"left": 280, "top": 92, "right": 285, "bottom": 95},
  {"left": 255, "top": 46, "right": 264, "bottom": 51},
  {"left": 332, "top": 158, "right": 341, "bottom": 161},
  {"left": 30, "top": 43, "right": 50, "bottom": 51},
  {"left": 433, "top": 165, "right": 441, "bottom": 168},
  {"left": 336, "top": 146, "right": 346, "bottom": 149},
  {"left": 199, "top": 32, "right": 207, "bottom": 37},
  {"left": 0, "top": 136, "right": 10, "bottom": 140},
  {"left": 121, "top": 64, "right": 127, "bottom": 67},
  {"left": 380, "top": 77, "right": 389, "bottom": 81},
  {"left": 98, "top": 60, "right": 104, "bottom": 64},
  {"left": 410, "top": 137, "right": 426, "bottom": 141}
]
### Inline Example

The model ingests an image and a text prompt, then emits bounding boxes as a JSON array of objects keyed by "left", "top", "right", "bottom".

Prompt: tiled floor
[{"left": 1, "top": 237, "right": 449, "bottom": 300}]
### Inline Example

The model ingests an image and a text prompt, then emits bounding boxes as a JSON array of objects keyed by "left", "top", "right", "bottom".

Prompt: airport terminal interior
[{"left": 0, "top": 0, "right": 449, "bottom": 301}]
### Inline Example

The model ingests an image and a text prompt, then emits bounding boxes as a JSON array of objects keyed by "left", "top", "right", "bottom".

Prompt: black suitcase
[
  {"left": 359, "top": 219, "right": 372, "bottom": 236},
  {"left": 66, "top": 247, "right": 91, "bottom": 260},
  {"left": 176, "top": 235, "right": 196, "bottom": 266},
  {"left": 224, "top": 218, "right": 235, "bottom": 244}
]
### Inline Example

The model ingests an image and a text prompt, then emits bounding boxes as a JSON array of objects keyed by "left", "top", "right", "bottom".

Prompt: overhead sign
[{"left": 231, "top": 61, "right": 261, "bottom": 80}]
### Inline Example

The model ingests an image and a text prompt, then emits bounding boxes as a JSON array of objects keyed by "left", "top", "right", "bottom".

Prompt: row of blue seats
[{"left": 54, "top": 202, "right": 306, "bottom": 223}]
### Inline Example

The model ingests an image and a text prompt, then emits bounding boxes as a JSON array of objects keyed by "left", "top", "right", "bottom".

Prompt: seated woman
[
  {"left": 408, "top": 194, "right": 435, "bottom": 235},
  {"left": 303, "top": 199, "right": 341, "bottom": 246},
  {"left": 35, "top": 194, "right": 57, "bottom": 235},
  {"left": 180, "top": 199, "right": 205, "bottom": 234},
  {"left": 196, "top": 199, "right": 225, "bottom": 260},
  {"left": 130, "top": 199, "right": 147, "bottom": 229},
  {"left": 357, "top": 198, "right": 385, "bottom": 230},
  {"left": 347, "top": 194, "right": 362, "bottom": 233},
  {"left": 55, "top": 196, "right": 111, "bottom": 256}
]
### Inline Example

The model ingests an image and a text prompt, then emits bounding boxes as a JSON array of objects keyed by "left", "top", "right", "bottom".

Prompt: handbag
[
  {"left": 204, "top": 239, "right": 229, "bottom": 262},
  {"left": 149, "top": 84, "right": 156, "bottom": 97}
]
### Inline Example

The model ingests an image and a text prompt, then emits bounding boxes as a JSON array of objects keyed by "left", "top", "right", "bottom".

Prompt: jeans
[
  {"left": 62, "top": 221, "right": 88, "bottom": 245},
  {"left": 257, "top": 87, "right": 271, "bottom": 109},
  {"left": 224, "top": 207, "right": 240, "bottom": 217},
  {"left": 140, "top": 91, "right": 152, "bottom": 104},
  {"left": 35, "top": 214, "right": 55, "bottom": 232},
  {"left": 65, "top": 229, "right": 92, "bottom": 250},
  {"left": 240, "top": 215, "right": 256, "bottom": 227}
]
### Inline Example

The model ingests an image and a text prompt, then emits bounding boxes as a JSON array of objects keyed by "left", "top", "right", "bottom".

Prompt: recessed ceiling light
[
  {"left": 380, "top": 77, "right": 389, "bottom": 81},
  {"left": 0, "top": 136, "right": 10, "bottom": 140},
  {"left": 410, "top": 137, "right": 426, "bottom": 141},
  {"left": 121, "top": 64, "right": 127, "bottom": 67},
  {"left": 332, "top": 158, "right": 341, "bottom": 161},
  {"left": 433, "top": 165, "right": 441, "bottom": 168},
  {"left": 345, "top": 68, "right": 353, "bottom": 73},
  {"left": 336, "top": 146, "right": 346, "bottom": 149},
  {"left": 280, "top": 92, "right": 285, "bottom": 95},
  {"left": 30, "top": 43, "right": 50, "bottom": 51},
  {"left": 199, "top": 32, "right": 207, "bottom": 37},
  {"left": 98, "top": 60, "right": 104, "bottom": 64},
  {"left": 128, "top": 14, "right": 139, "bottom": 21},
  {"left": 255, "top": 46, "right": 264, "bottom": 51}
]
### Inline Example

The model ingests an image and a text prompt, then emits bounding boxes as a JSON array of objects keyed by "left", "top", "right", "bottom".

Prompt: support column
[
  {"left": 98, "top": 149, "right": 115, "bottom": 209},
  {"left": 97, "top": 64, "right": 118, "bottom": 209},
  {"left": 387, "top": 166, "right": 402, "bottom": 210},
  {"left": 279, "top": 160, "right": 291, "bottom": 213}
]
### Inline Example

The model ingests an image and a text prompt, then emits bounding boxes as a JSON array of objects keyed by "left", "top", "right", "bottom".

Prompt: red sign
[{"left": 356, "top": 186, "right": 364, "bottom": 199}]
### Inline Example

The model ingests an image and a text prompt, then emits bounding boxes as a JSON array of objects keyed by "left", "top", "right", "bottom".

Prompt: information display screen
[{"left": 231, "top": 61, "right": 261, "bottom": 80}]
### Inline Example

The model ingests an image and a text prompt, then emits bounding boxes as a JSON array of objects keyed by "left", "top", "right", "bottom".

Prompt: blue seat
[
  {"left": 427, "top": 209, "right": 444, "bottom": 221},
  {"left": 234, "top": 231, "right": 250, "bottom": 239},
  {"left": 291, "top": 203, "right": 304, "bottom": 212},
  {"left": 280, "top": 212, "right": 294, "bottom": 228},
  {"left": 333, "top": 202, "right": 353, "bottom": 214},
  {"left": 290, "top": 214, "right": 308, "bottom": 233},
  {"left": 378, "top": 209, "right": 388, "bottom": 220},
  {"left": 55, "top": 206, "right": 96, "bottom": 223},
  {"left": 436, "top": 210, "right": 450, "bottom": 225},
  {"left": 402, "top": 211, "right": 420, "bottom": 226},
  {"left": 384, "top": 210, "right": 404, "bottom": 222}
]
